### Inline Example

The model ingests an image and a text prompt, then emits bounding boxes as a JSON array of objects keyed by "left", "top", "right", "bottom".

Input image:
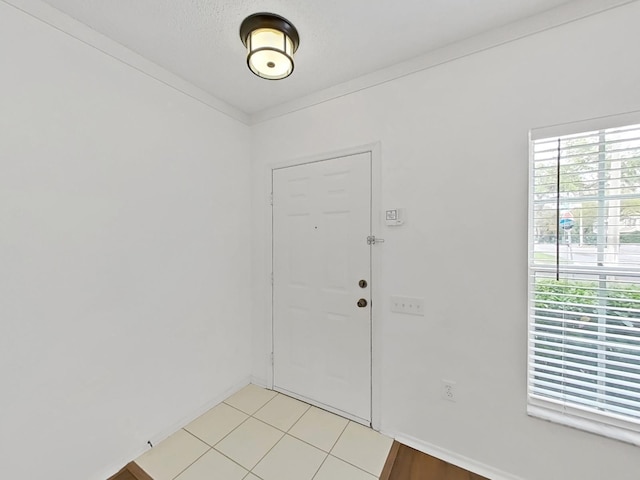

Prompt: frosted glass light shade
[
  {"left": 240, "top": 13, "right": 300, "bottom": 80},
  {"left": 248, "top": 28, "right": 294, "bottom": 80}
]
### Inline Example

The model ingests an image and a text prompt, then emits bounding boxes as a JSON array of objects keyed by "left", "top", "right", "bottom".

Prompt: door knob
[
  {"left": 357, "top": 298, "right": 368, "bottom": 308},
  {"left": 359, "top": 279, "right": 368, "bottom": 288}
]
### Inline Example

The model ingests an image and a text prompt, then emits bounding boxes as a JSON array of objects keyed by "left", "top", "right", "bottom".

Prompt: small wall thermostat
[{"left": 385, "top": 208, "right": 404, "bottom": 226}]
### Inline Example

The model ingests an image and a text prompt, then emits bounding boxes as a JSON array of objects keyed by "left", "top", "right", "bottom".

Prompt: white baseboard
[
  {"left": 250, "top": 375, "right": 269, "bottom": 388},
  {"left": 97, "top": 376, "right": 251, "bottom": 480},
  {"left": 147, "top": 377, "right": 251, "bottom": 447},
  {"left": 387, "top": 432, "right": 525, "bottom": 480}
]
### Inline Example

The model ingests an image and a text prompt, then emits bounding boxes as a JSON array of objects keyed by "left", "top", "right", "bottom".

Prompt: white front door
[{"left": 272, "top": 152, "right": 372, "bottom": 423}]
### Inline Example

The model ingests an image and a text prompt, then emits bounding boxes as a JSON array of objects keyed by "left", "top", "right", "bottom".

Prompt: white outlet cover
[{"left": 441, "top": 380, "right": 456, "bottom": 402}]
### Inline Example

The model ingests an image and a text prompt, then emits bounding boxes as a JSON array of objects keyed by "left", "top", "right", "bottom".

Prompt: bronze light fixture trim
[{"left": 240, "top": 13, "right": 300, "bottom": 80}]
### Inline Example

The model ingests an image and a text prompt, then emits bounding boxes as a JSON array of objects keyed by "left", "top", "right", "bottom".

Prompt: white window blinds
[{"left": 529, "top": 114, "right": 640, "bottom": 444}]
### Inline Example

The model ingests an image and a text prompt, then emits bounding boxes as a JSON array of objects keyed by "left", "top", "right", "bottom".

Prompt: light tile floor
[{"left": 136, "top": 385, "right": 393, "bottom": 480}]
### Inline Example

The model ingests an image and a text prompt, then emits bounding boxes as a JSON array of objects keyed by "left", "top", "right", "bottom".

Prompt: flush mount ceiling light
[{"left": 239, "top": 13, "right": 300, "bottom": 80}]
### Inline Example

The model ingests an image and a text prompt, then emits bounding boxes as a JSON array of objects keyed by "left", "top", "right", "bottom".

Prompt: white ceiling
[{"left": 41, "top": 0, "right": 574, "bottom": 115}]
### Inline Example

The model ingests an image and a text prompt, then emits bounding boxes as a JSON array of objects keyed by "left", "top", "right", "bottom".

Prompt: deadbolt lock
[
  {"left": 357, "top": 298, "right": 368, "bottom": 308},
  {"left": 359, "top": 279, "right": 368, "bottom": 288}
]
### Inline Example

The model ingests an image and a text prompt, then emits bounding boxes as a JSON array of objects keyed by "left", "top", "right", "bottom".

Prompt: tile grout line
[
  {"left": 248, "top": 402, "right": 315, "bottom": 438},
  {"left": 208, "top": 415, "right": 285, "bottom": 476},
  {"left": 203, "top": 391, "right": 291, "bottom": 475},
  {"left": 168, "top": 437, "right": 211, "bottom": 480},
  {"left": 245, "top": 429, "right": 287, "bottom": 476},
  {"left": 137, "top": 388, "right": 278, "bottom": 480},
  {"left": 223, "top": 400, "right": 264, "bottom": 416},
  {"left": 250, "top": 414, "right": 339, "bottom": 456},
  {"left": 310, "top": 452, "right": 330, "bottom": 480},
  {"left": 309, "top": 420, "right": 386, "bottom": 480},
  {"left": 288, "top": 414, "right": 351, "bottom": 461},
  {"left": 154, "top": 387, "right": 387, "bottom": 480},
  {"left": 214, "top": 393, "right": 295, "bottom": 474},
  {"left": 328, "top": 419, "right": 351, "bottom": 453},
  {"left": 183, "top": 404, "right": 257, "bottom": 476},
  {"left": 327, "top": 421, "right": 389, "bottom": 478},
  {"left": 211, "top": 446, "right": 253, "bottom": 476},
  {"left": 206, "top": 413, "right": 269, "bottom": 473},
  {"left": 188, "top": 407, "right": 252, "bottom": 449},
  {"left": 245, "top": 400, "right": 323, "bottom": 478},
  {"left": 233, "top": 390, "right": 386, "bottom": 477},
  {"left": 224, "top": 383, "right": 277, "bottom": 409},
  {"left": 222, "top": 390, "right": 277, "bottom": 416},
  {"left": 287, "top": 430, "right": 337, "bottom": 454},
  {"left": 327, "top": 453, "right": 382, "bottom": 479},
  {"left": 248, "top": 388, "right": 364, "bottom": 443},
  {"left": 251, "top": 391, "right": 315, "bottom": 436},
  {"left": 249, "top": 415, "right": 294, "bottom": 435},
  {"left": 281, "top": 402, "right": 312, "bottom": 434},
  {"left": 253, "top": 391, "right": 281, "bottom": 413},
  {"left": 248, "top": 432, "right": 329, "bottom": 480}
]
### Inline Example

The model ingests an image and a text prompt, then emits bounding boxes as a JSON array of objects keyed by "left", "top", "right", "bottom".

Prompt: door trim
[{"left": 266, "top": 142, "right": 382, "bottom": 430}]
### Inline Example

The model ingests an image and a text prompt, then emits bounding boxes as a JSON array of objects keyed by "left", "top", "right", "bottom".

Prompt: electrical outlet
[
  {"left": 441, "top": 380, "right": 456, "bottom": 402},
  {"left": 390, "top": 295, "right": 424, "bottom": 316}
]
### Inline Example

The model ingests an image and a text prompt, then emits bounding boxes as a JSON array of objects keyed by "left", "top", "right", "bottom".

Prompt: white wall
[
  {"left": 0, "top": 3, "right": 251, "bottom": 479},
  {"left": 251, "top": 3, "right": 640, "bottom": 480}
]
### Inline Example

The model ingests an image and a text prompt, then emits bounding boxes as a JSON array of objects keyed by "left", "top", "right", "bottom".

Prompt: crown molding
[
  {"left": 2, "top": 0, "right": 251, "bottom": 125},
  {"left": 250, "top": 0, "right": 637, "bottom": 125},
  {"left": 4, "top": 0, "right": 635, "bottom": 127}
]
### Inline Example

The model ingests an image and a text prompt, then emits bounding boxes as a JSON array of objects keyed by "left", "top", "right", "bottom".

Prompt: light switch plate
[{"left": 390, "top": 295, "right": 424, "bottom": 316}]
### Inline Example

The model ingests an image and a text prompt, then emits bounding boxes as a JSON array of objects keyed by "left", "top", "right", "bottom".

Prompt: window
[{"left": 529, "top": 112, "right": 640, "bottom": 445}]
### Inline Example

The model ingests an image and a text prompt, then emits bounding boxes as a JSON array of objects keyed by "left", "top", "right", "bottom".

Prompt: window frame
[{"left": 528, "top": 110, "right": 640, "bottom": 446}]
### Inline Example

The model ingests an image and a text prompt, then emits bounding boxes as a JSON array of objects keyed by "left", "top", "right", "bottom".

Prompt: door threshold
[{"left": 273, "top": 385, "right": 371, "bottom": 428}]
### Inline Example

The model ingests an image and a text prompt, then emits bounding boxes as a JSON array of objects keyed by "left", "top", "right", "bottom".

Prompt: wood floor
[
  {"left": 107, "top": 462, "right": 153, "bottom": 480},
  {"left": 109, "top": 442, "right": 487, "bottom": 480},
  {"left": 380, "top": 441, "right": 488, "bottom": 480}
]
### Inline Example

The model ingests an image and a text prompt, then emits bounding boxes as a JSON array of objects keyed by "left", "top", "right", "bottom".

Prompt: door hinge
[
  {"left": 269, "top": 192, "right": 273, "bottom": 206},
  {"left": 270, "top": 352, "right": 274, "bottom": 365},
  {"left": 367, "top": 235, "right": 385, "bottom": 245},
  {"left": 271, "top": 272, "right": 274, "bottom": 285}
]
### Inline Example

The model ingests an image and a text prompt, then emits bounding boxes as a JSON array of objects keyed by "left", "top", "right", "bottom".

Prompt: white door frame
[{"left": 266, "top": 142, "right": 382, "bottom": 430}]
